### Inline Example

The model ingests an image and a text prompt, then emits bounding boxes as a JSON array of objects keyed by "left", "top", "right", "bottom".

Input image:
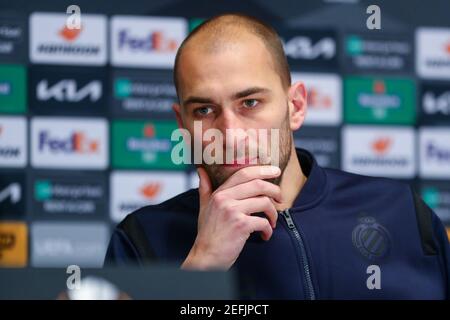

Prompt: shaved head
[{"left": 173, "top": 13, "right": 291, "bottom": 100}]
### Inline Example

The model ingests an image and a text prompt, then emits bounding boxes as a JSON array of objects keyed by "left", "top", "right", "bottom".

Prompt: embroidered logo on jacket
[{"left": 352, "top": 216, "right": 391, "bottom": 261}]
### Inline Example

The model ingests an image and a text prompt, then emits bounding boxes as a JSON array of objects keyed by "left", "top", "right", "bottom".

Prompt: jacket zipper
[{"left": 279, "top": 209, "right": 316, "bottom": 300}]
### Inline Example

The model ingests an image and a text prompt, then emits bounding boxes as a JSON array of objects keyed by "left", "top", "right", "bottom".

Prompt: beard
[{"left": 200, "top": 108, "right": 293, "bottom": 191}]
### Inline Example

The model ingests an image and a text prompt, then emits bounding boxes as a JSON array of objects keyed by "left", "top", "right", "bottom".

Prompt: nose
[
  {"left": 214, "top": 108, "right": 250, "bottom": 155},
  {"left": 214, "top": 108, "right": 244, "bottom": 134}
]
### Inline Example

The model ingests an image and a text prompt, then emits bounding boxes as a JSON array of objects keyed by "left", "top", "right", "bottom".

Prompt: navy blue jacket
[{"left": 105, "top": 148, "right": 450, "bottom": 299}]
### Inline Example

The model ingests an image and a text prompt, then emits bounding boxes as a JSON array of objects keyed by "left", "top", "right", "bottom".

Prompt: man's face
[{"left": 174, "top": 34, "right": 295, "bottom": 190}]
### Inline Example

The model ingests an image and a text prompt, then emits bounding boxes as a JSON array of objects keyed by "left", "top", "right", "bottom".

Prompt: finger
[
  {"left": 197, "top": 167, "right": 212, "bottom": 208},
  {"left": 246, "top": 216, "right": 273, "bottom": 241},
  {"left": 217, "top": 165, "right": 281, "bottom": 191},
  {"left": 236, "top": 196, "right": 278, "bottom": 228},
  {"left": 222, "top": 179, "right": 283, "bottom": 203}
]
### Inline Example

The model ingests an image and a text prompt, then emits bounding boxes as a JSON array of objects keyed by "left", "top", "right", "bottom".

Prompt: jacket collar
[{"left": 291, "top": 148, "right": 329, "bottom": 211}]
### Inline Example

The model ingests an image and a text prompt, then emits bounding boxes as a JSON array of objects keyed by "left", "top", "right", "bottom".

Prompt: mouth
[{"left": 222, "top": 156, "right": 258, "bottom": 168}]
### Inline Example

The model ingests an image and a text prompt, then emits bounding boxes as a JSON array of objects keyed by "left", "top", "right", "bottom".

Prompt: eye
[
  {"left": 194, "top": 106, "right": 213, "bottom": 116},
  {"left": 242, "top": 99, "right": 259, "bottom": 109}
]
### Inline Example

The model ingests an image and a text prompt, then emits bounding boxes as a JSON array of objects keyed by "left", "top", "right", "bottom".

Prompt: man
[{"left": 105, "top": 14, "right": 450, "bottom": 299}]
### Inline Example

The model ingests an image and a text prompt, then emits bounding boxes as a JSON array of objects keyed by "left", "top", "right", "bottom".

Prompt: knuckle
[
  {"left": 262, "top": 196, "right": 272, "bottom": 207},
  {"left": 240, "top": 170, "right": 251, "bottom": 181},
  {"left": 222, "top": 203, "right": 235, "bottom": 216},
  {"left": 255, "top": 179, "right": 266, "bottom": 190},
  {"left": 264, "top": 219, "right": 272, "bottom": 231},
  {"left": 211, "top": 191, "right": 225, "bottom": 205},
  {"left": 266, "top": 226, "right": 273, "bottom": 237},
  {"left": 275, "top": 186, "right": 282, "bottom": 195},
  {"left": 234, "top": 217, "right": 248, "bottom": 232}
]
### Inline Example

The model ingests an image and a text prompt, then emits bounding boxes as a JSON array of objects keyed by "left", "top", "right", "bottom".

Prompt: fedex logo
[
  {"left": 31, "top": 117, "right": 108, "bottom": 169},
  {"left": 291, "top": 73, "right": 341, "bottom": 125},
  {"left": 419, "top": 127, "right": 450, "bottom": 178},
  {"left": 111, "top": 16, "right": 187, "bottom": 68},
  {"left": 117, "top": 30, "right": 178, "bottom": 52},
  {"left": 38, "top": 131, "right": 99, "bottom": 154}
]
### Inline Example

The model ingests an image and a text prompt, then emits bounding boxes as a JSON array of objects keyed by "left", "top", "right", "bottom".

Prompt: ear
[
  {"left": 172, "top": 102, "right": 192, "bottom": 148},
  {"left": 172, "top": 103, "right": 184, "bottom": 129},
  {"left": 287, "top": 81, "right": 307, "bottom": 131}
]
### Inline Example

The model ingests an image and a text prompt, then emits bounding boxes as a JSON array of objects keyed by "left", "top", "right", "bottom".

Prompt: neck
[{"left": 275, "top": 146, "right": 307, "bottom": 211}]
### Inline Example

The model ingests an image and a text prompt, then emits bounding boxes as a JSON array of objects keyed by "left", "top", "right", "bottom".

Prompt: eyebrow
[
  {"left": 232, "top": 87, "right": 270, "bottom": 100},
  {"left": 183, "top": 87, "right": 271, "bottom": 107},
  {"left": 183, "top": 96, "right": 215, "bottom": 106}
]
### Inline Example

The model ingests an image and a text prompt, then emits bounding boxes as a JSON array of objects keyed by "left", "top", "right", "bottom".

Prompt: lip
[{"left": 222, "top": 156, "right": 258, "bottom": 168}]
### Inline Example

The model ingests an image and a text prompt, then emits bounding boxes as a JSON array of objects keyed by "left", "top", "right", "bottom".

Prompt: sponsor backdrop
[{"left": 0, "top": 0, "right": 449, "bottom": 268}]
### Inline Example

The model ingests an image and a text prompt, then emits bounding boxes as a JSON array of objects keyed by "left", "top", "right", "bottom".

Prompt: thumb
[{"left": 197, "top": 166, "right": 212, "bottom": 206}]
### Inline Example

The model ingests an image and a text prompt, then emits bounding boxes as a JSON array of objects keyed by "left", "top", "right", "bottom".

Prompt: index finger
[{"left": 217, "top": 165, "right": 281, "bottom": 192}]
